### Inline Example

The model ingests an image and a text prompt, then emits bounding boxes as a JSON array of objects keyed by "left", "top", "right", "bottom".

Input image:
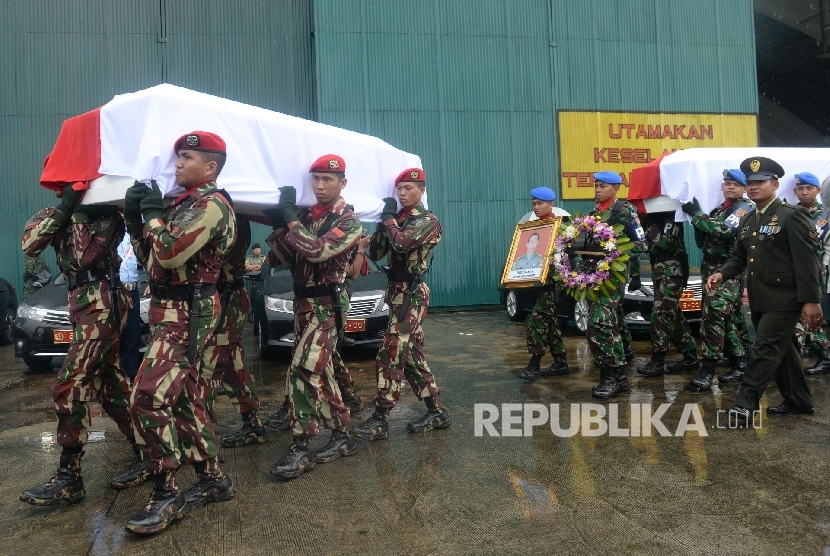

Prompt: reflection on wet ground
[{"left": 1, "top": 310, "right": 830, "bottom": 554}]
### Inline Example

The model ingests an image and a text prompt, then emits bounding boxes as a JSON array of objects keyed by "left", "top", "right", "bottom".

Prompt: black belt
[
  {"left": 150, "top": 283, "right": 216, "bottom": 301},
  {"left": 217, "top": 278, "right": 245, "bottom": 293},
  {"left": 293, "top": 284, "right": 337, "bottom": 298},
  {"left": 386, "top": 269, "right": 414, "bottom": 283},
  {"left": 67, "top": 268, "right": 112, "bottom": 291}
]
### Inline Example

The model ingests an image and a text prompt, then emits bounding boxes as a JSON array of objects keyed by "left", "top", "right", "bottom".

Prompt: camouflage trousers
[
  {"left": 376, "top": 294, "right": 440, "bottom": 411},
  {"left": 53, "top": 304, "right": 133, "bottom": 449},
  {"left": 131, "top": 295, "right": 220, "bottom": 475},
  {"left": 588, "top": 288, "right": 625, "bottom": 367},
  {"left": 795, "top": 319, "right": 830, "bottom": 353},
  {"left": 700, "top": 263, "right": 745, "bottom": 359},
  {"left": 650, "top": 275, "right": 696, "bottom": 354},
  {"left": 526, "top": 289, "right": 566, "bottom": 356},
  {"left": 199, "top": 288, "right": 261, "bottom": 424},
  {"left": 288, "top": 299, "right": 350, "bottom": 437}
]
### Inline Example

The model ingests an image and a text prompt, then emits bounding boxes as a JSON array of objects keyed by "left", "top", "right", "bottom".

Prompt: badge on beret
[
  {"left": 749, "top": 159, "right": 761, "bottom": 173},
  {"left": 410, "top": 170, "right": 419, "bottom": 179},
  {"left": 722, "top": 170, "right": 729, "bottom": 179},
  {"left": 329, "top": 159, "right": 339, "bottom": 170},
  {"left": 186, "top": 135, "right": 199, "bottom": 147}
]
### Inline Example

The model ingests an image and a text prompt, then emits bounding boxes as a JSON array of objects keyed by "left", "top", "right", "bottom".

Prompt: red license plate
[
  {"left": 345, "top": 319, "right": 366, "bottom": 332},
  {"left": 53, "top": 330, "right": 73, "bottom": 344},
  {"left": 680, "top": 299, "right": 701, "bottom": 312}
]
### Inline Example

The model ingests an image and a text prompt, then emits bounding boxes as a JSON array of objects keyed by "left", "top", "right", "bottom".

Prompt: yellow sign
[{"left": 558, "top": 111, "right": 758, "bottom": 200}]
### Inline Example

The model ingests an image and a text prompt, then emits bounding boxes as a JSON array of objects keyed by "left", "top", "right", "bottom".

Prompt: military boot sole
[
  {"left": 591, "top": 389, "right": 619, "bottom": 400},
  {"left": 270, "top": 457, "right": 316, "bottom": 480},
  {"left": 407, "top": 418, "right": 450, "bottom": 433},
  {"left": 125, "top": 511, "right": 184, "bottom": 535},
  {"left": 518, "top": 371, "right": 541, "bottom": 381},
  {"left": 717, "top": 374, "right": 744, "bottom": 383},
  {"left": 20, "top": 488, "right": 85, "bottom": 507},
  {"left": 616, "top": 381, "right": 631, "bottom": 393},
  {"left": 685, "top": 383, "right": 713, "bottom": 392},
  {"left": 315, "top": 443, "right": 358, "bottom": 464},
  {"left": 221, "top": 431, "right": 267, "bottom": 448},
  {"left": 540, "top": 367, "right": 571, "bottom": 377},
  {"left": 353, "top": 428, "right": 390, "bottom": 441},
  {"left": 111, "top": 469, "right": 151, "bottom": 490}
]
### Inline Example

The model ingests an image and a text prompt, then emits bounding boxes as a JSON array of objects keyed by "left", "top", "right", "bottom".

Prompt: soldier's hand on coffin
[
  {"left": 124, "top": 181, "right": 148, "bottom": 223},
  {"left": 139, "top": 182, "right": 165, "bottom": 221},
  {"left": 681, "top": 197, "right": 702, "bottom": 216},
  {"left": 55, "top": 183, "right": 84, "bottom": 215},
  {"left": 278, "top": 186, "right": 298, "bottom": 222},
  {"left": 381, "top": 197, "right": 398, "bottom": 221},
  {"left": 627, "top": 277, "right": 642, "bottom": 292},
  {"left": 262, "top": 207, "right": 286, "bottom": 230}
]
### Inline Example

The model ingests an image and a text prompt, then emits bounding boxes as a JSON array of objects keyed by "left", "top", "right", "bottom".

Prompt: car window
[{"left": 53, "top": 273, "right": 66, "bottom": 285}]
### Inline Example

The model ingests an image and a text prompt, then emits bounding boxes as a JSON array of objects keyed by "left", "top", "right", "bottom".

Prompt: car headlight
[
  {"left": 17, "top": 304, "right": 47, "bottom": 322},
  {"left": 265, "top": 295, "right": 293, "bottom": 313},
  {"left": 381, "top": 302, "right": 388, "bottom": 312}
]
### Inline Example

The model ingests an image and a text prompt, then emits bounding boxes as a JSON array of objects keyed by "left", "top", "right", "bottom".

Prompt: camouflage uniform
[
  {"left": 641, "top": 213, "right": 696, "bottom": 354},
  {"left": 21, "top": 206, "right": 133, "bottom": 449},
  {"left": 526, "top": 289, "right": 565, "bottom": 356},
  {"left": 368, "top": 202, "right": 442, "bottom": 410},
  {"left": 587, "top": 200, "right": 645, "bottom": 368},
  {"left": 795, "top": 201, "right": 830, "bottom": 354},
  {"left": 266, "top": 197, "right": 361, "bottom": 437},
  {"left": 199, "top": 217, "right": 262, "bottom": 428},
  {"left": 691, "top": 199, "right": 754, "bottom": 360},
  {"left": 128, "top": 182, "right": 236, "bottom": 476},
  {"left": 22, "top": 255, "right": 50, "bottom": 300}
]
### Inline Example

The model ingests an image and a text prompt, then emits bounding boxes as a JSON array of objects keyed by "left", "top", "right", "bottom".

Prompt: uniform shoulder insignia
[
  {"left": 332, "top": 227, "right": 345, "bottom": 238},
  {"left": 809, "top": 229, "right": 818, "bottom": 239}
]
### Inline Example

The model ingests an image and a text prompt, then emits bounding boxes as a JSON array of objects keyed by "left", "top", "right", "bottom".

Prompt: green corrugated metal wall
[
  {"left": 0, "top": 0, "right": 313, "bottom": 297},
  {"left": 313, "top": 0, "right": 758, "bottom": 306}
]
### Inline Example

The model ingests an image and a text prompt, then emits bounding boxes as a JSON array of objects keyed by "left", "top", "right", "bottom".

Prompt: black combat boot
[
  {"left": 686, "top": 359, "right": 716, "bottom": 392},
  {"left": 718, "top": 355, "right": 746, "bottom": 383},
  {"left": 111, "top": 442, "right": 150, "bottom": 490},
  {"left": 623, "top": 342, "right": 636, "bottom": 362},
  {"left": 353, "top": 409, "right": 390, "bottom": 441},
  {"left": 221, "top": 410, "right": 266, "bottom": 447},
  {"left": 667, "top": 351, "right": 700, "bottom": 373},
  {"left": 716, "top": 357, "right": 730, "bottom": 368},
  {"left": 182, "top": 459, "right": 235, "bottom": 512},
  {"left": 519, "top": 354, "right": 543, "bottom": 381},
  {"left": 541, "top": 354, "right": 571, "bottom": 377},
  {"left": 614, "top": 366, "right": 630, "bottom": 393},
  {"left": 592, "top": 367, "right": 619, "bottom": 400},
  {"left": 20, "top": 450, "right": 85, "bottom": 506},
  {"left": 637, "top": 351, "right": 666, "bottom": 377},
  {"left": 263, "top": 397, "right": 290, "bottom": 431},
  {"left": 806, "top": 350, "right": 830, "bottom": 375},
  {"left": 315, "top": 428, "right": 359, "bottom": 463},
  {"left": 408, "top": 397, "right": 450, "bottom": 433},
  {"left": 270, "top": 435, "right": 316, "bottom": 479},
  {"left": 125, "top": 472, "right": 186, "bottom": 535},
  {"left": 341, "top": 388, "right": 365, "bottom": 413}
]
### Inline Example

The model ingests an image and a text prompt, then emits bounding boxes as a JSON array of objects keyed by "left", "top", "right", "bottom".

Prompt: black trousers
[
  {"left": 119, "top": 287, "right": 142, "bottom": 380},
  {"left": 735, "top": 310, "right": 812, "bottom": 410}
]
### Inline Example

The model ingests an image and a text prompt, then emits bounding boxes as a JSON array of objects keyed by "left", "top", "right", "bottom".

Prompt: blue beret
[
  {"left": 722, "top": 169, "right": 746, "bottom": 186},
  {"left": 795, "top": 172, "right": 820, "bottom": 187},
  {"left": 593, "top": 171, "right": 622, "bottom": 185},
  {"left": 530, "top": 187, "right": 556, "bottom": 201}
]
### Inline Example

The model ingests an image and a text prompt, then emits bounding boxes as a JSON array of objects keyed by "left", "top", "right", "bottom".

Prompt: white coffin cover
[
  {"left": 88, "top": 84, "right": 423, "bottom": 221},
  {"left": 658, "top": 148, "right": 830, "bottom": 221}
]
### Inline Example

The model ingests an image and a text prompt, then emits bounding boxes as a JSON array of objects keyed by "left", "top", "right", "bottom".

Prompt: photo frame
[{"left": 500, "top": 217, "right": 562, "bottom": 288}]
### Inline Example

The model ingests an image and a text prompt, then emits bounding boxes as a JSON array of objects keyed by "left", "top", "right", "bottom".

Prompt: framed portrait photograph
[{"left": 500, "top": 217, "right": 562, "bottom": 288}]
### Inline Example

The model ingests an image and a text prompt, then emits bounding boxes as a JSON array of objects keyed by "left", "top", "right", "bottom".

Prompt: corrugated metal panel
[
  {"left": 314, "top": 0, "right": 755, "bottom": 307},
  {"left": 0, "top": 0, "right": 313, "bottom": 296}
]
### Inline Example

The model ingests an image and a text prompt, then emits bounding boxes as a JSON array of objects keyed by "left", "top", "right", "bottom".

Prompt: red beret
[
  {"left": 395, "top": 168, "right": 426, "bottom": 184},
  {"left": 309, "top": 154, "right": 346, "bottom": 173},
  {"left": 173, "top": 131, "right": 226, "bottom": 154}
]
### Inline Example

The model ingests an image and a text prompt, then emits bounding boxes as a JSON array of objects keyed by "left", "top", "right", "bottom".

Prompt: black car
[
  {"left": 14, "top": 273, "right": 150, "bottom": 371},
  {"left": 254, "top": 261, "right": 390, "bottom": 357},
  {"left": 0, "top": 278, "right": 19, "bottom": 347},
  {"left": 500, "top": 257, "right": 703, "bottom": 333}
]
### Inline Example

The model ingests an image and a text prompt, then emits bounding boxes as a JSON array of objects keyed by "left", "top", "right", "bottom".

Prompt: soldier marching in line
[
  {"left": 681, "top": 169, "right": 754, "bottom": 390},
  {"left": 635, "top": 210, "right": 697, "bottom": 378},
  {"left": 123, "top": 131, "right": 236, "bottom": 534},
  {"left": 200, "top": 215, "right": 267, "bottom": 448},
  {"left": 790, "top": 172, "right": 830, "bottom": 375},
  {"left": 20, "top": 183, "right": 148, "bottom": 507},
  {"left": 518, "top": 186, "right": 571, "bottom": 381},
  {"left": 352, "top": 167, "right": 448, "bottom": 441},
  {"left": 264, "top": 154, "right": 362, "bottom": 479},
  {"left": 586, "top": 171, "right": 646, "bottom": 400}
]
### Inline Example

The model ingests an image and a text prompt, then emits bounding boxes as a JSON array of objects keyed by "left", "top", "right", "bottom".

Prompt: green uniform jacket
[{"left": 720, "top": 197, "right": 820, "bottom": 312}]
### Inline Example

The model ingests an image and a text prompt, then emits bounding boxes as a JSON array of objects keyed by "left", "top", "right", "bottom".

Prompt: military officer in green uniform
[
  {"left": 790, "top": 172, "right": 830, "bottom": 375},
  {"left": 708, "top": 157, "right": 822, "bottom": 422},
  {"left": 511, "top": 233, "right": 544, "bottom": 272}
]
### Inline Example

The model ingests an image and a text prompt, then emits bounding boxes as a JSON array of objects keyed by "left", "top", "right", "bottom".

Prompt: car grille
[
  {"left": 42, "top": 310, "right": 71, "bottom": 327},
  {"left": 347, "top": 329, "right": 385, "bottom": 342},
  {"left": 348, "top": 296, "right": 380, "bottom": 318},
  {"left": 686, "top": 283, "right": 703, "bottom": 300}
]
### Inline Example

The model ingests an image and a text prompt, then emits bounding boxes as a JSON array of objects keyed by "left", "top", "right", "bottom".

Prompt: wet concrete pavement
[{"left": 2, "top": 310, "right": 830, "bottom": 555}]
